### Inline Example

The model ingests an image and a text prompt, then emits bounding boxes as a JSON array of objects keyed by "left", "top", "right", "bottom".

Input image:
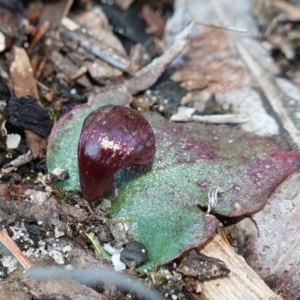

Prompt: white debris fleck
[
  {"left": 1, "top": 256, "right": 18, "bottom": 273},
  {"left": 38, "top": 240, "right": 46, "bottom": 247},
  {"left": 53, "top": 244, "right": 62, "bottom": 251},
  {"left": 62, "top": 245, "right": 72, "bottom": 253},
  {"left": 276, "top": 77, "right": 300, "bottom": 102},
  {"left": 176, "top": 106, "right": 196, "bottom": 116},
  {"left": 0, "top": 32, "right": 5, "bottom": 52},
  {"left": 98, "top": 198, "right": 111, "bottom": 211},
  {"left": 65, "top": 264, "right": 73, "bottom": 270},
  {"left": 295, "top": 112, "right": 300, "bottom": 119},
  {"left": 10, "top": 222, "right": 29, "bottom": 241},
  {"left": 61, "top": 17, "right": 79, "bottom": 31},
  {"left": 207, "top": 188, "right": 219, "bottom": 214},
  {"left": 48, "top": 249, "right": 64, "bottom": 264},
  {"left": 111, "top": 253, "right": 126, "bottom": 272},
  {"left": 103, "top": 243, "right": 122, "bottom": 255},
  {"left": 196, "top": 282, "right": 202, "bottom": 293},
  {"left": 54, "top": 227, "right": 65, "bottom": 238},
  {"left": 25, "top": 195, "right": 34, "bottom": 202},
  {"left": 23, "top": 247, "right": 34, "bottom": 258},
  {"left": 6, "top": 134, "right": 21, "bottom": 149},
  {"left": 24, "top": 238, "right": 50, "bottom": 258}
]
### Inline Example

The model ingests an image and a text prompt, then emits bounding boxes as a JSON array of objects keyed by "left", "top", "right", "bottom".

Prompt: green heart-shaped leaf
[{"left": 47, "top": 91, "right": 300, "bottom": 268}]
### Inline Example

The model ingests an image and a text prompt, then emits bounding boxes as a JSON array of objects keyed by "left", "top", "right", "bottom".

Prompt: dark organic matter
[
  {"left": 120, "top": 241, "right": 148, "bottom": 268},
  {"left": 8, "top": 96, "right": 52, "bottom": 138},
  {"left": 178, "top": 250, "right": 230, "bottom": 281}
]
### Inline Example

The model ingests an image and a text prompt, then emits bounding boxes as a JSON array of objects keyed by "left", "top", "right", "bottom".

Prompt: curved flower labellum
[{"left": 78, "top": 105, "right": 156, "bottom": 203}]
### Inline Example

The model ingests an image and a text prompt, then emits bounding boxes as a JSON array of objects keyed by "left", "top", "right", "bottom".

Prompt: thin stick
[
  {"left": 170, "top": 114, "right": 249, "bottom": 124},
  {"left": 274, "top": 0, "right": 300, "bottom": 20},
  {"left": 0, "top": 228, "right": 32, "bottom": 270},
  {"left": 27, "top": 20, "right": 50, "bottom": 54},
  {"left": 184, "top": 0, "right": 248, "bottom": 33},
  {"left": 194, "top": 21, "right": 248, "bottom": 33}
]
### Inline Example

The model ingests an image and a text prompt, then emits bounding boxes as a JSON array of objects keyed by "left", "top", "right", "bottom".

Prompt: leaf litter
[{"left": 0, "top": 0, "right": 300, "bottom": 298}]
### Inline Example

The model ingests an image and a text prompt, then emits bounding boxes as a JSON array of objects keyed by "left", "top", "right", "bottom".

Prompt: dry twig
[{"left": 0, "top": 228, "right": 32, "bottom": 271}]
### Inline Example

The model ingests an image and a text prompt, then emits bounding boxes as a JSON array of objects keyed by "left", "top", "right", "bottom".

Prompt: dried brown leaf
[{"left": 10, "top": 46, "right": 38, "bottom": 99}]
